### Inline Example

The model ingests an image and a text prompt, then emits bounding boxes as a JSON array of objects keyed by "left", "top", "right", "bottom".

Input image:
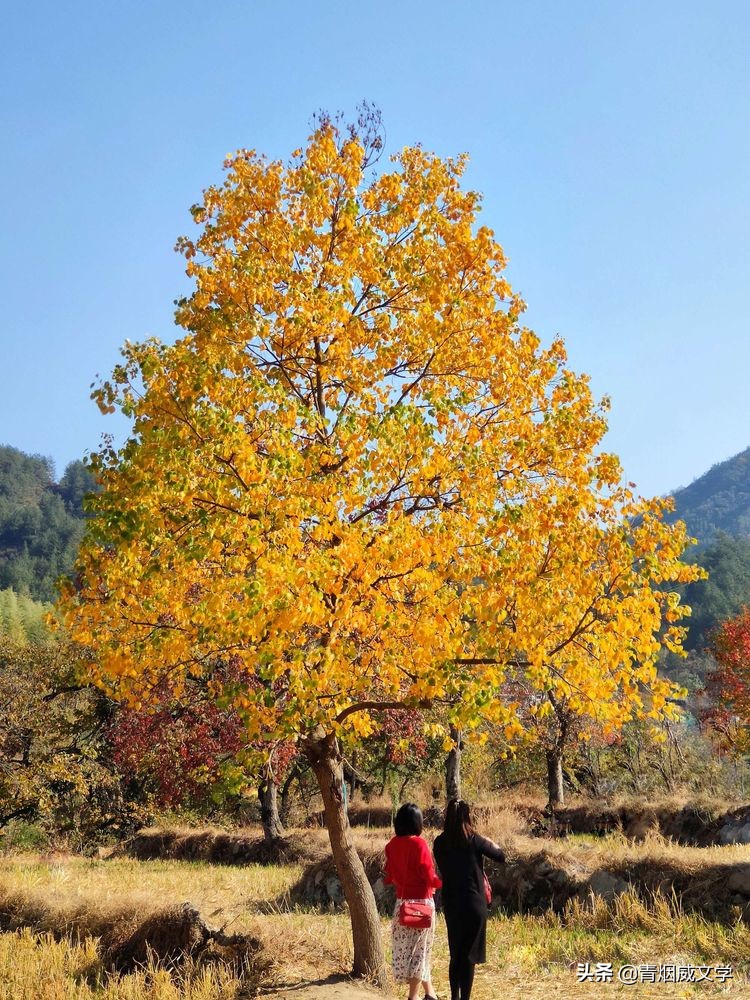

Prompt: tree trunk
[
  {"left": 279, "top": 765, "right": 300, "bottom": 826},
  {"left": 347, "top": 752, "right": 359, "bottom": 802},
  {"left": 379, "top": 757, "right": 388, "bottom": 797},
  {"left": 546, "top": 748, "right": 564, "bottom": 808},
  {"left": 258, "top": 773, "right": 285, "bottom": 842},
  {"left": 303, "top": 726, "right": 386, "bottom": 985},
  {"left": 445, "top": 724, "right": 462, "bottom": 801}
]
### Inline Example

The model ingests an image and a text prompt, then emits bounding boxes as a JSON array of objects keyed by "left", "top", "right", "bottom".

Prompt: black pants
[
  {"left": 448, "top": 954, "right": 475, "bottom": 1000},
  {"left": 444, "top": 898, "right": 485, "bottom": 1000}
]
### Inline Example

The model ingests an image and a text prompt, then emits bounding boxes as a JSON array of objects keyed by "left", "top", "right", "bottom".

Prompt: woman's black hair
[
  {"left": 443, "top": 797, "right": 474, "bottom": 846},
  {"left": 394, "top": 802, "right": 423, "bottom": 836}
]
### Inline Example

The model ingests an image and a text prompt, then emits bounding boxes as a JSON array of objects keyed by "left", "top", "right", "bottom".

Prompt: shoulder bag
[
  {"left": 483, "top": 871, "right": 492, "bottom": 904},
  {"left": 398, "top": 900, "right": 433, "bottom": 928}
]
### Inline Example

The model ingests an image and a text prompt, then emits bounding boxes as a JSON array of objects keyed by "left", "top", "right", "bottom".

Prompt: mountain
[
  {"left": 0, "top": 445, "right": 96, "bottom": 602},
  {"left": 658, "top": 446, "right": 750, "bottom": 652},
  {"left": 666, "top": 447, "right": 750, "bottom": 544}
]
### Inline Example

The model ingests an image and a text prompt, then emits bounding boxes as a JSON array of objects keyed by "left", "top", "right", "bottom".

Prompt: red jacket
[{"left": 384, "top": 835, "right": 442, "bottom": 900}]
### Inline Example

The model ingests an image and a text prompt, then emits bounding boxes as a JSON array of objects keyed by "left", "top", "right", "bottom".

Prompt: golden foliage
[{"left": 59, "top": 115, "right": 702, "bottom": 752}]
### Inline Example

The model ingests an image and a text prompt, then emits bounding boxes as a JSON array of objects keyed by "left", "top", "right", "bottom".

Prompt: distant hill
[
  {"left": 0, "top": 445, "right": 96, "bottom": 602},
  {"left": 656, "top": 446, "right": 750, "bottom": 653},
  {"left": 667, "top": 447, "right": 750, "bottom": 545}
]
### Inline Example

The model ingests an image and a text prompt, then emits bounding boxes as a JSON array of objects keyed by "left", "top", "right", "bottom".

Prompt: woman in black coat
[{"left": 432, "top": 798, "right": 505, "bottom": 1000}]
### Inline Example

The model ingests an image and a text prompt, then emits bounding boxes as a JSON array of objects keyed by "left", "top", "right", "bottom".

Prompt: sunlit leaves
[{"left": 62, "top": 113, "right": 701, "bottom": 758}]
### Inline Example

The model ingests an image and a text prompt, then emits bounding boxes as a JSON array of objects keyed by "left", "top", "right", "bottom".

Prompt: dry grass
[
  {"left": 0, "top": 928, "right": 262, "bottom": 1000},
  {"left": 4, "top": 800, "right": 750, "bottom": 1000},
  {"left": 501, "top": 827, "right": 750, "bottom": 870},
  {"left": 112, "top": 827, "right": 324, "bottom": 866},
  {"left": 109, "top": 823, "right": 395, "bottom": 871},
  {"left": 2, "top": 847, "right": 750, "bottom": 999}
]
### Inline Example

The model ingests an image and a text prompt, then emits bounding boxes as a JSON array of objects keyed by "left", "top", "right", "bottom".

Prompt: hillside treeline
[
  {"left": 0, "top": 446, "right": 96, "bottom": 602},
  {"left": 666, "top": 446, "right": 750, "bottom": 542}
]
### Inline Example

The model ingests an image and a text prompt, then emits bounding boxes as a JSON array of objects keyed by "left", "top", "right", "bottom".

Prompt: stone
[
  {"left": 719, "top": 821, "right": 750, "bottom": 845},
  {"left": 726, "top": 865, "right": 750, "bottom": 896},
  {"left": 325, "top": 874, "right": 344, "bottom": 904},
  {"left": 370, "top": 876, "right": 396, "bottom": 914},
  {"left": 585, "top": 870, "right": 629, "bottom": 902},
  {"left": 625, "top": 816, "right": 657, "bottom": 841}
]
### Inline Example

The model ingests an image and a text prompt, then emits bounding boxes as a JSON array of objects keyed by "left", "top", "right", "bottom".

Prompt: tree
[
  {"left": 353, "top": 707, "right": 434, "bottom": 800},
  {"left": 60, "top": 110, "right": 697, "bottom": 983},
  {"left": 701, "top": 606, "right": 750, "bottom": 756},
  {"left": 0, "top": 588, "right": 51, "bottom": 644},
  {"left": 109, "top": 672, "right": 296, "bottom": 837},
  {"left": 0, "top": 635, "right": 142, "bottom": 839},
  {"left": 486, "top": 498, "right": 702, "bottom": 807},
  {"left": 107, "top": 675, "right": 247, "bottom": 812},
  {"left": 445, "top": 723, "right": 462, "bottom": 801},
  {"left": 58, "top": 460, "right": 98, "bottom": 517}
]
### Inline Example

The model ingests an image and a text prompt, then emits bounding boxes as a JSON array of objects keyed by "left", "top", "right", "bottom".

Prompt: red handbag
[
  {"left": 398, "top": 901, "right": 433, "bottom": 928},
  {"left": 483, "top": 872, "right": 492, "bottom": 904}
]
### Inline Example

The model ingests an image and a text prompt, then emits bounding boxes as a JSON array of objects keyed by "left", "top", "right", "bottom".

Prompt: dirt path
[
  {"left": 262, "top": 977, "right": 394, "bottom": 999},
  {"left": 261, "top": 978, "right": 719, "bottom": 999}
]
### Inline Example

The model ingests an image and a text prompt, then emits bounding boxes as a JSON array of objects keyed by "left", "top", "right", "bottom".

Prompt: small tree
[
  {"left": 108, "top": 675, "right": 246, "bottom": 812},
  {"left": 354, "top": 707, "right": 434, "bottom": 800},
  {"left": 60, "top": 110, "right": 696, "bottom": 982},
  {"left": 701, "top": 606, "right": 750, "bottom": 757},
  {"left": 0, "top": 635, "right": 142, "bottom": 840},
  {"left": 486, "top": 500, "right": 702, "bottom": 808}
]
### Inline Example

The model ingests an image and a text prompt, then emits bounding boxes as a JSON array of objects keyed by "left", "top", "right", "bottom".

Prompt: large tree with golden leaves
[{"left": 60, "top": 110, "right": 698, "bottom": 982}]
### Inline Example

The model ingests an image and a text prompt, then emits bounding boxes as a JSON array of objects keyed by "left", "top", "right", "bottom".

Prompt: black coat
[{"left": 433, "top": 832, "right": 505, "bottom": 965}]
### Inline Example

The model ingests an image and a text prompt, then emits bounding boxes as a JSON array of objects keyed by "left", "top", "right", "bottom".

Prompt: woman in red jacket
[{"left": 384, "top": 803, "right": 442, "bottom": 1000}]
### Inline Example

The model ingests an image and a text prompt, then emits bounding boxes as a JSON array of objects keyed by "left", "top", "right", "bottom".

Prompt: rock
[
  {"left": 719, "top": 820, "right": 750, "bottom": 845},
  {"left": 325, "top": 874, "right": 344, "bottom": 905},
  {"left": 726, "top": 865, "right": 750, "bottom": 896},
  {"left": 371, "top": 876, "right": 396, "bottom": 913},
  {"left": 625, "top": 814, "right": 658, "bottom": 841},
  {"left": 585, "top": 870, "right": 629, "bottom": 902}
]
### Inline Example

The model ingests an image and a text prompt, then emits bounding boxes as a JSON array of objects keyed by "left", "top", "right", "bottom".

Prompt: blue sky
[{"left": 1, "top": 0, "right": 748, "bottom": 498}]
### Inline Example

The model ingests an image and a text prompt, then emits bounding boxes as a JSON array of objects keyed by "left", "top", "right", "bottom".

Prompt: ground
[
  {"left": 262, "top": 978, "right": 387, "bottom": 999},
  {"left": 2, "top": 803, "right": 750, "bottom": 999}
]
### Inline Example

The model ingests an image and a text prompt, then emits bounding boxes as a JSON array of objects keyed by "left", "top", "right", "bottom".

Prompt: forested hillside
[
  {"left": 658, "top": 446, "right": 750, "bottom": 652},
  {"left": 681, "top": 534, "right": 750, "bottom": 649},
  {"left": 668, "top": 447, "right": 750, "bottom": 543},
  {"left": 0, "top": 446, "right": 96, "bottom": 602}
]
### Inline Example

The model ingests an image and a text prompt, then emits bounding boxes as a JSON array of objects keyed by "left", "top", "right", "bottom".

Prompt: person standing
[
  {"left": 384, "top": 803, "right": 442, "bottom": 1000},
  {"left": 432, "top": 798, "right": 505, "bottom": 1000}
]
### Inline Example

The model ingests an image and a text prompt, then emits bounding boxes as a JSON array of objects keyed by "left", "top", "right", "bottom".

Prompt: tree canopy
[
  {"left": 681, "top": 534, "right": 750, "bottom": 650},
  {"left": 701, "top": 606, "right": 750, "bottom": 757},
  {"left": 61, "top": 118, "right": 697, "bottom": 751},
  {"left": 59, "top": 112, "right": 701, "bottom": 980}
]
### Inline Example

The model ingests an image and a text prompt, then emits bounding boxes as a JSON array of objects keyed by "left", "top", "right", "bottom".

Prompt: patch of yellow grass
[
  {"left": 0, "top": 928, "right": 256, "bottom": 1000},
  {"left": 2, "top": 847, "right": 750, "bottom": 999}
]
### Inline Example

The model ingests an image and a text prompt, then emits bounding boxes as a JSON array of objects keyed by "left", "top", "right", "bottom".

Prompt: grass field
[{"left": 1, "top": 835, "right": 749, "bottom": 1000}]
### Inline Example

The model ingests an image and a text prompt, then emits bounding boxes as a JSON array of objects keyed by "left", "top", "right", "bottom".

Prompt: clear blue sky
[{"left": 2, "top": 1, "right": 748, "bottom": 498}]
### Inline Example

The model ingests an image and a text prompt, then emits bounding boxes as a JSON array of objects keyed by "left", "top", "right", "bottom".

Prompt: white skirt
[{"left": 390, "top": 898, "right": 436, "bottom": 983}]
